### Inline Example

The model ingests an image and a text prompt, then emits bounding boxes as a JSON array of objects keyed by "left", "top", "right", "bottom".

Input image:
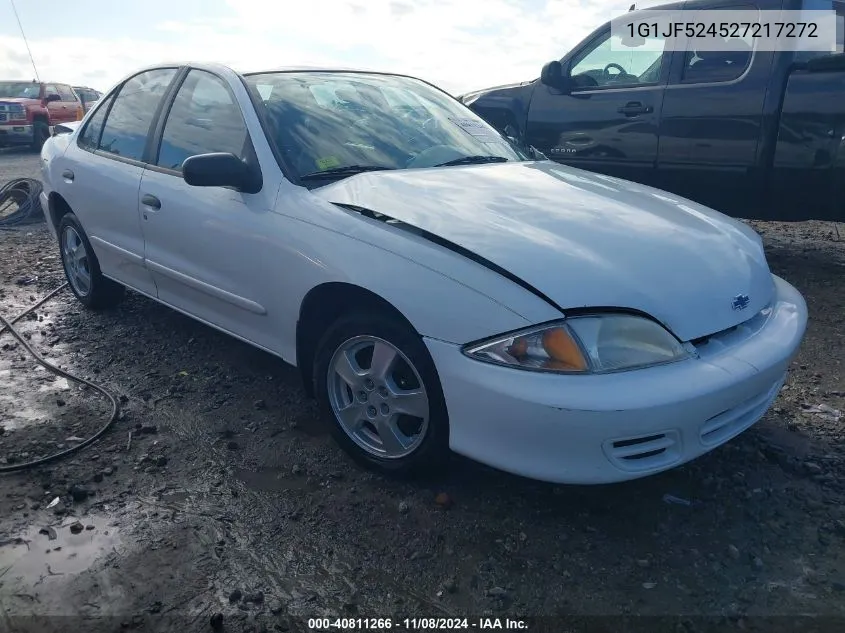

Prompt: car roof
[{"left": 113, "top": 61, "right": 422, "bottom": 85}]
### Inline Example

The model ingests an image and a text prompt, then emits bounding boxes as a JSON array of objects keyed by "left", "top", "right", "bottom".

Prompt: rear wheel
[
  {"left": 58, "top": 213, "right": 125, "bottom": 309},
  {"left": 313, "top": 311, "right": 450, "bottom": 476},
  {"left": 31, "top": 120, "right": 49, "bottom": 151}
]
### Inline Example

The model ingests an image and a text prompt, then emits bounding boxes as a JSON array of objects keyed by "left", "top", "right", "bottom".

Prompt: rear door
[
  {"left": 656, "top": 1, "right": 772, "bottom": 217},
  {"left": 524, "top": 27, "right": 671, "bottom": 185},
  {"left": 59, "top": 68, "right": 180, "bottom": 296}
]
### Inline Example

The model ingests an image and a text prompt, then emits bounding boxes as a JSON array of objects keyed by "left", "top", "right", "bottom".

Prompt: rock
[
  {"left": 229, "top": 588, "right": 243, "bottom": 603},
  {"left": 0, "top": 426, "right": 5, "bottom": 436},
  {"left": 486, "top": 587, "right": 509, "bottom": 599},
  {"left": 443, "top": 577, "right": 457, "bottom": 594},
  {"left": 805, "top": 462, "right": 823, "bottom": 475},
  {"left": 156, "top": 456, "right": 168, "bottom": 468},
  {"left": 210, "top": 613, "right": 224, "bottom": 630},
  {"left": 69, "top": 521, "right": 84, "bottom": 535},
  {"left": 398, "top": 501, "right": 410, "bottom": 514},
  {"left": 86, "top": 525, "right": 95, "bottom": 531},
  {"left": 435, "top": 492, "right": 453, "bottom": 508},
  {"left": 69, "top": 485, "right": 89, "bottom": 503},
  {"left": 103, "top": 467, "right": 114, "bottom": 476},
  {"left": 254, "top": 399, "right": 266, "bottom": 410},
  {"left": 56, "top": 399, "right": 66, "bottom": 407},
  {"left": 269, "top": 600, "right": 286, "bottom": 615},
  {"left": 291, "top": 464, "right": 303, "bottom": 475},
  {"left": 227, "top": 441, "right": 240, "bottom": 451},
  {"left": 728, "top": 544, "right": 741, "bottom": 560},
  {"left": 244, "top": 591, "right": 264, "bottom": 604}
]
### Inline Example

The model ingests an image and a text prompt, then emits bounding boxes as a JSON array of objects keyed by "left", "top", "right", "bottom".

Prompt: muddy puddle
[
  {"left": 0, "top": 513, "right": 121, "bottom": 594},
  {"left": 234, "top": 467, "right": 321, "bottom": 493}
]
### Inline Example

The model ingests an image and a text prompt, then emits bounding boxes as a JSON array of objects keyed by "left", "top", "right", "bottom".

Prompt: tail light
[{"left": 76, "top": 106, "right": 84, "bottom": 120}]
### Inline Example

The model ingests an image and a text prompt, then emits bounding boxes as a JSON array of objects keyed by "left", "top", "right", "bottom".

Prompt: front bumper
[
  {"left": 425, "top": 274, "right": 807, "bottom": 484},
  {"left": 0, "top": 124, "right": 33, "bottom": 146}
]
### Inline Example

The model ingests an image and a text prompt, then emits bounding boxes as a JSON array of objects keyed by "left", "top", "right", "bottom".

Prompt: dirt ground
[{"left": 2, "top": 148, "right": 845, "bottom": 633}]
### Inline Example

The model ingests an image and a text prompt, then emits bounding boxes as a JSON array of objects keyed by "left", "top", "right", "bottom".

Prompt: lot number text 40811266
[{"left": 307, "top": 617, "right": 529, "bottom": 630}]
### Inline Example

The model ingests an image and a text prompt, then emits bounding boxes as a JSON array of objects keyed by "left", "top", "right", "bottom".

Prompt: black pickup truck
[{"left": 461, "top": 0, "right": 845, "bottom": 222}]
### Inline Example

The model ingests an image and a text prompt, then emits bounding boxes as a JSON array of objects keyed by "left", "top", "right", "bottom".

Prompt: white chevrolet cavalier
[{"left": 39, "top": 63, "right": 807, "bottom": 484}]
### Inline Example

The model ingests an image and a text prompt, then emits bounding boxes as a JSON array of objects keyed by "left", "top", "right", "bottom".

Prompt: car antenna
[{"left": 9, "top": 0, "right": 41, "bottom": 82}]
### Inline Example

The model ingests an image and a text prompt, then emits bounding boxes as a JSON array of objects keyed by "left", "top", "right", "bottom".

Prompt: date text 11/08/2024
[{"left": 307, "top": 618, "right": 529, "bottom": 630}]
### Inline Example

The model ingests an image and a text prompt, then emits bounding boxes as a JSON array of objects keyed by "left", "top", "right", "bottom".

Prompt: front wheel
[
  {"left": 58, "top": 213, "right": 125, "bottom": 309},
  {"left": 31, "top": 120, "right": 49, "bottom": 151},
  {"left": 313, "top": 311, "right": 450, "bottom": 476}
]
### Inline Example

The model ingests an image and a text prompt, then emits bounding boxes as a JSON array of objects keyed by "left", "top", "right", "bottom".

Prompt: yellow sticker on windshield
[{"left": 316, "top": 156, "right": 341, "bottom": 170}]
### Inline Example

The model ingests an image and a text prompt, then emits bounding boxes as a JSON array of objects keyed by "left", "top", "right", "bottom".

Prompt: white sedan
[{"left": 39, "top": 63, "right": 807, "bottom": 484}]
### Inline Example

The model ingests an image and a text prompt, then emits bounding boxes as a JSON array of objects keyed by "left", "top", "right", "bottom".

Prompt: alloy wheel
[{"left": 327, "top": 335, "right": 430, "bottom": 459}]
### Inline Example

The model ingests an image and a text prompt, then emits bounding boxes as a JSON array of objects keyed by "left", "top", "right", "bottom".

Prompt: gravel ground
[{"left": 1, "top": 148, "right": 845, "bottom": 633}]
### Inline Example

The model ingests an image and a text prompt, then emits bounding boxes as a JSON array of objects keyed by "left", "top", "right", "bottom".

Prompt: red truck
[{"left": 0, "top": 80, "right": 84, "bottom": 151}]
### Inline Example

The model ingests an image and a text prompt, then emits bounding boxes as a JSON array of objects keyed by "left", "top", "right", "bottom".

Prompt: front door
[
  {"left": 525, "top": 27, "right": 670, "bottom": 185},
  {"left": 56, "top": 84, "right": 81, "bottom": 122},
  {"left": 43, "top": 84, "right": 67, "bottom": 124},
  {"left": 138, "top": 68, "right": 278, "bottom": 349}
]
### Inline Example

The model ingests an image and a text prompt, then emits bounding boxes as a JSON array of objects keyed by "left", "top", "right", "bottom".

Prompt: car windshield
[
  {"left": 0, "top": 81, "right": 40, "bottom": 99},
  {"left": 243, "top": 72, "right": 527, "bottom": 180}
]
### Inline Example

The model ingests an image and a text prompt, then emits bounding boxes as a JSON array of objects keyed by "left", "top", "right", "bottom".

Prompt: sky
[{"left": 0, "top": 0, "right": 653, "bottom": 96}]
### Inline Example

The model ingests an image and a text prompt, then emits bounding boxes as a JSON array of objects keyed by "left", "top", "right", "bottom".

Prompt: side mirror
[
  {"left": 182, "top": 152, "right": 261, "bottom": 194},
  {"left": 540, "top": 61, "right": 569, "bottom": 92},
  {"left": 45, "top": 93, "right": 61, "bottom": 103}
]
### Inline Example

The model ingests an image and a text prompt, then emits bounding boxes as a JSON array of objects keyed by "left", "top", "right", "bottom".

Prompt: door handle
[
  {"left": 617, "top": 102, "right": 653, "bottom": 116},
  {"left": 141, "top": 194, "right": 161, "bottom": 210},
  {"left": 61, "top": 169, "right": 74, "bottom": 181}
]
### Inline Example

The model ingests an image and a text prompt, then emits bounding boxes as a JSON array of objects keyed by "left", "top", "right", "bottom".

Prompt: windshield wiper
[
  {"left": 433, "top": 155, "right": 510, "bottom": 167},
  {"left": 299, "top": 165, "right": 396, "bottom": 180}
]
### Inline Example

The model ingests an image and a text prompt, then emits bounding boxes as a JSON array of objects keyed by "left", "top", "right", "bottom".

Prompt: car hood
[
  {"left": 459, "top": 80, "right": 533, "bottom": 103},
  {"left": 313, "top": 161, "right": 774, "bottom": 342}
]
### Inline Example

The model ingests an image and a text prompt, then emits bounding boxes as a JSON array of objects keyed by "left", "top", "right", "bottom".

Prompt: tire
[
  {"left": 313, "top": 311, "right": 450, "bottom": 477},
  {"left": 31, "top": 120, "right": 49, "bottom": 152},
  {"left": 58, "top": 213, "right": 125, "bottom": 309}
]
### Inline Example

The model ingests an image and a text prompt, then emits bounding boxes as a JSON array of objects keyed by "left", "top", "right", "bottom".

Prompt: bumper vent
[
  {"left": 699, "top": 375, "right": 785, "bottom": 447},
  {"left": 603, "top": 430, "right": 682, "bottom": 473}
]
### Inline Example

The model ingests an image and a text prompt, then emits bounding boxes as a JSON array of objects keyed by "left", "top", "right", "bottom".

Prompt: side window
[
  {"left": 58, "top": 85, "right": 77, "bottom": 102},
  {"left": 98, "top": 68, "right": 178, "bottom": 162},
  {"left": 78, "top": 93, "right": 116, "bottom": 150},
  {"left": 156, "top": 70, "right": 248, "bottom": 172},
  {"left": 794, "top": 0, "right": 845, "bottom": 61},
  {"left": 569, "top": 31, "right": 668, "bottom": 89},
  {"left": 44, "top": 84, "right": 60, "bottom": 99},
  {"left": 679, "top": 6, "right": 754, "bottom": 84}
]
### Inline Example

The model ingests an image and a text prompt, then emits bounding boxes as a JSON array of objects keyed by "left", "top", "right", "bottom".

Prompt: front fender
[{"left": 268, "top": 193, "right": 562, "bottom": 364}]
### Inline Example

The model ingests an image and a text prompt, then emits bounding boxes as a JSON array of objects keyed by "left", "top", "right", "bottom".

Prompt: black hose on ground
[
  {"left": 0, "top": 282, "right": 120, "bottom": 474},
  {"left": 0, "top": 178, "right": 44, "bottom": 228}
]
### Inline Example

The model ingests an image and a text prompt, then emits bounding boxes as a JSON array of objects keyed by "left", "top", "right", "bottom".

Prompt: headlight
[{"left": 463, "top": 314, "right": 691, "bottom": 374}]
